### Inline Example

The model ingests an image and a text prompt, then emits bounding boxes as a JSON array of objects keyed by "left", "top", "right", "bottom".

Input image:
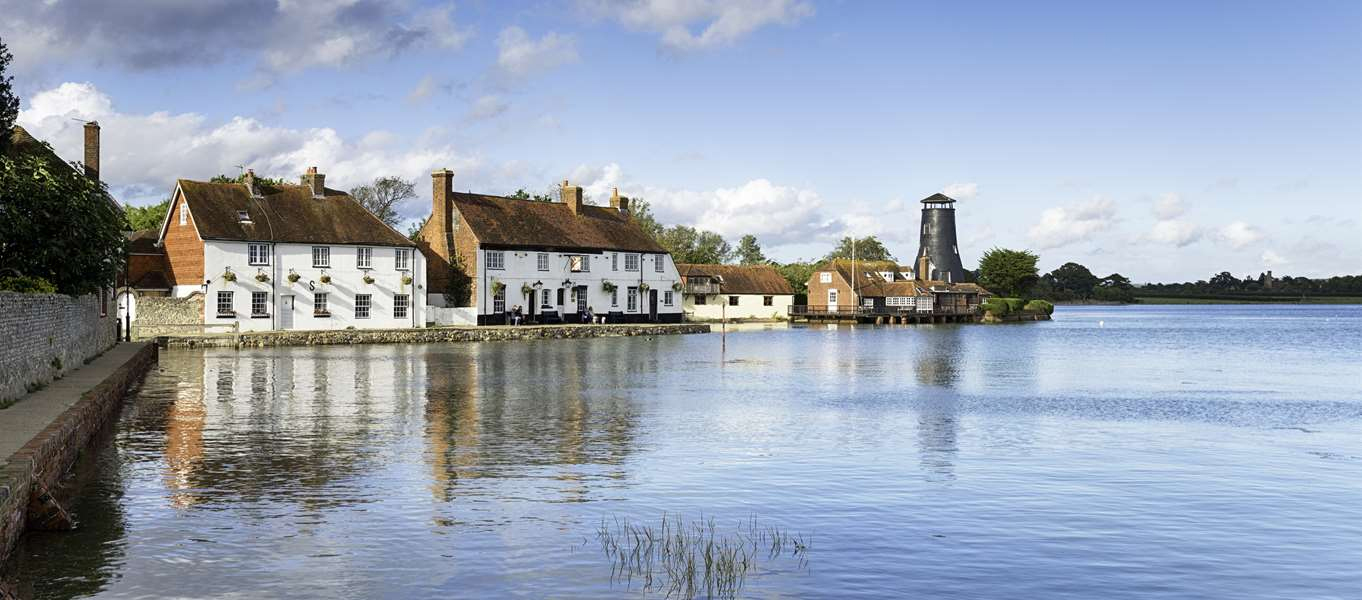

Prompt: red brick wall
[
  {"left": 806, "top": 269, "right": 860, "bottom": 308},
  {"left": 162, "top": 190, "right": 204, "bottom": 287}
]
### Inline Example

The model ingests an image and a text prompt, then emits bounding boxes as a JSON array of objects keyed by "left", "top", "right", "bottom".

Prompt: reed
[{"left": 592, "top": 513, "right": 809, "bottom": 599}]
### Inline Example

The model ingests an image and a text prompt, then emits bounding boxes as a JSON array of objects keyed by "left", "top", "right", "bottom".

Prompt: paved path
[{"left": 0, "top": 342, "right": 150, "bottom": 461}]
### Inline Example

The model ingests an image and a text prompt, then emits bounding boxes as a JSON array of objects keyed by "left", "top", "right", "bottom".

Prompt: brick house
[
  {"left": 414, "top": 171, "right": 683, "bottom": 325},
  {"left": 155, "top": 168, "right": 424, "bottom": 331},
  {"left": 805, "top": 259, "right": 988, "bottom": 316}
]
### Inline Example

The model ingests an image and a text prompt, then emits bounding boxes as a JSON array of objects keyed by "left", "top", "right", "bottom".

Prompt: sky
[{"left": 4, "top": 0, "right": 1359, "bottom": 282}]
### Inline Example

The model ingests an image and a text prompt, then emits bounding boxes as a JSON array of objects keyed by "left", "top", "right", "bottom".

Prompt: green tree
[
  {"left": 1047, "top": 262, "right": 1099, "bottom": 299},
  {"left": 445, "top": 253, "right": 473, "bottom": 307},
  {"left": 628, "top": 198, "right": 665, "bottom": 241},
  {"left": 0, "top": 39, "right": 18, "bottom": 155},
  {"left": 407, "top": 215, "right": 428, "bottom": 241},
  {"left": 1093, "top": 272, "right": 1135, "bottom": 303},
  {"left": 824, "top": 236, "right": 895, "bottom": 262},
  {"left": 0, "top": 151, "right": 127, "bottom": 295},
  {"left": 509, "top": 187, "right": 555, "bottom": 202},
  {"left": 350, "top": 175, "right": 416, "bottom": 228},
  {"left": 210, "top": 172, "right": 287, "bottom": 186},
  {"left": 776, "top": 261, "right": 817, "bottom": 297},
  {"left": 976, "top": 247, "right": 1039, "bottom": 297},
  {"left": 657, "top": 225, "right": 731, "bottom": 264},
  {"left": 733, "top": 234, "right": 768, "bottom": 264},
  {"left": 124, "top": 199, "right": 170, "bottom": 231}
]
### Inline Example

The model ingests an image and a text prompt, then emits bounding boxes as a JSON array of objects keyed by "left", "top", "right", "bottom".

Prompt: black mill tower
[{"left": 915, "top": 193, "right": 968, "bottom": 283}]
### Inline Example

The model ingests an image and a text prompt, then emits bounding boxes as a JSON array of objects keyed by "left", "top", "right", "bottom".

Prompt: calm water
[{"left": 5, "top": 305, "right": 1361, "bottom": 599}]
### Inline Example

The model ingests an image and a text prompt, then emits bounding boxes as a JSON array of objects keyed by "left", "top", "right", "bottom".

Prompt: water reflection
[{"left": 914, "top": 328, "right": 963, "bottom": 480}]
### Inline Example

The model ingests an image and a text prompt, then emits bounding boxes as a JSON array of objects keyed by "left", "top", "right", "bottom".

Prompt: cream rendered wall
[
  {"left": 199, "top": 241, "right": 424, "bottom": 331},
  {"left": 683, "top": 293, "right": 792, "bottom": 321},
  {"left": 474, "top": 248, "right": 682, "bottom": 319}
]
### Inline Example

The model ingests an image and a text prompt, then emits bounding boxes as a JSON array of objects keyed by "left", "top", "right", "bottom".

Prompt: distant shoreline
[{"left": 1134, "top": 296, "right": 1362, "bottom": 305}]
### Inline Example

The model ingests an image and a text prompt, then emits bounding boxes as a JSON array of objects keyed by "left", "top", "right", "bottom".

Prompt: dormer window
[{"left": 237, "top": 210, "right": 251, "bottom": 223}]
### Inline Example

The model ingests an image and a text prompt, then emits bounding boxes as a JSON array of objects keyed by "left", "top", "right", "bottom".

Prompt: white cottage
[
  {"left": 157, "top": 168, "right": 424, "bottom": 331},
  {"left": 416, "top": 172, "right": 683, "bottom": 325},
  {"left": 678, "top": 263, "right": 795, "bottom": 321}
]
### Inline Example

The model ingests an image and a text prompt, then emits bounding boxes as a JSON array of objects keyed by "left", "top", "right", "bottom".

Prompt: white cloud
[
  {"left": 467, "top": 95, "right": 510, "bottom": 120},
  {"left": 17, "top": 81, "right": 482, "bottom": 220},
  {"left": 1148, "top": 219, "right": 1202, "bottom": 247},
  {"left": 1216, "top": 221, "right": 1265, "bottom": 249},
  {"left": 1027, "top": 197, "right": 1117, "bottom": 249},
  {"left": 495, "top": 26, "right": 579, "bottom": 82},
  {"left": 942, "top": 182, "right": 978, "bottom": 201},
  {"left": 1152, "top": 192, "right": 1186, "bottom": 220},
  {"left": 582, "top": 0, "right": 814, "bottom": 52},
  {"left": 1261, "top": 250, "right": 1288, "bottom": 268},
  {"left": 407, "top": 75, "right": 439, "bottom": 104}
]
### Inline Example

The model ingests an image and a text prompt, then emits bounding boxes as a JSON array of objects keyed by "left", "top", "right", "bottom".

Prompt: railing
[
  {"left": 684, "top": 282, "right": 721, "bottom": 295},
  {"left": 788, "top": 305, "right": 981, "bottom": 318}
]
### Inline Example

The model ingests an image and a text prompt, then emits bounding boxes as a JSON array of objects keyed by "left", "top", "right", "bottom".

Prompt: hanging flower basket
[
  {"left": 601, "top": 281, "right": 617, "bottom": 293},
  {"left": 671, "top": 281, "right": 682, "bottom": 292},
  {"left": 491, "top": 280, "right": 505, "bottom": 294},
  {"left": 319, "top": 274, "right": 332, "bottom": 284},
  {"left": 402, "top": 275, "right": 413, "bottom": 286},
  {"left": 638, "top": 282, "right": 650, "bottom": 293},
  {"left": 363, "top": 275, "right": 375, "bottom": 285},
  {"left": 255, "top": 272, "right": 269, "bottom": 283},
  {"left": 287, "top": 272, "right": 300, "bottom": 283},
  {"left": 221, "top": 271, "right": 237, "bottom": 282},
  {"left": 521, "top": 282, "right": 534, "bottom": 297}
]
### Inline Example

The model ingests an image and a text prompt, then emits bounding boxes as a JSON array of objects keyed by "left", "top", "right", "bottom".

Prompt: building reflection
[{"left": 915, "top": 327, "right": 964, "bottom": 481}]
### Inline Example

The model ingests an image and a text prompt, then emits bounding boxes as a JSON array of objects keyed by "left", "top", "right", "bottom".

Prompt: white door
[
  {"left": 280, "top": 296, "right": 294, "bottom": 329},
  {"left": 827, "top": 289, "right": 838, "bottom": 312}
]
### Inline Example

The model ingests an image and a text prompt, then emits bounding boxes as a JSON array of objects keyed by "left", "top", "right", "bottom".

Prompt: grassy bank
[{"left": 1135, "top": 295, "right": 1362, "bottom": 305}]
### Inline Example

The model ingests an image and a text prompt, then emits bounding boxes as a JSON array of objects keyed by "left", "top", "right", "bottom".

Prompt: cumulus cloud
[
  {"left": 17, "top": 81, "right": 484, "bottom": 221},
  {"left": 1261, "top": 250, "right": 1288, "bottom": 268},
  {"left": 494, "top": 26, "right": 579, "bottom": 82},
  {"left": 1216, "top": 221, "right": 1265, "bottom": 249},
  {"left": 1152, "top": 192, "right": 1186, "bottom": 220},
  {"left": 0, "top": 0, "right": 472, "bottom": 76},
  {"left": 1027, "top": 197, "right": 1117, "bottom": 249},
  {"left": 571, "top": 162, "right": 839, "bottom": 246},
  {"left": 1147, "top": 219, "right": 1202, "bottom": 247},
  {"left": 581, "top": 0, "right": 813, "bottom": 52},
  {"left": 942, "top": 182, "right": 978, "bottom": 201}
]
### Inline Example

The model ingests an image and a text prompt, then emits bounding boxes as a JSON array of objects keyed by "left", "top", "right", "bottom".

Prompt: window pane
[
  {"left": 314, "top": 292, "right": 328, "bottom": 314},
  {"left": 394, "top": 294, "right": 409, "bottom": 318},
  {"left": 356, "top": 294, "right": 371, "bottom": 319}
]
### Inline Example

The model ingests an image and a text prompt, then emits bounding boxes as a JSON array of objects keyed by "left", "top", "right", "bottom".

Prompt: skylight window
[{"left": 237, "top": 210, "right": 251, "bottom": 223}]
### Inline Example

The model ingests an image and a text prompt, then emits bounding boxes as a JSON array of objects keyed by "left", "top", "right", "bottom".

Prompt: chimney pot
[
  {"left": 561, "top": 180, "right": 584, "bottom": 215},
  {"left": 83, "top": 121, "right": 100, "bottom": 181},
  {"left": 302, "top": 167, "right": 325, "bottom": 198},
  {"left": 610, "top": 187, "right": 629, "bottom": 214}
]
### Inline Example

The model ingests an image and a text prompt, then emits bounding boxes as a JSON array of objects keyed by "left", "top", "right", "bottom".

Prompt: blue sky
[{"left": 4, "top": 0, "right": 1359, "bottom": 280}]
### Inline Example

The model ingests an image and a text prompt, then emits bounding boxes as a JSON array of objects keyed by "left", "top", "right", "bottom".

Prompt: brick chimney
[
  {"left": 561, "top": 179, "right": 584, "bottom": 216},
  {"left": 302, "top": 166, "right": 325, "bottom": 198},
  {"left": 431, "top": 168, "right": 455, "bottom": 244},
  {"left": 610, "top": 187, "right": 629, "bottom": 214},
  {"left": 83, "top": 121, "right": 100, "bottom": 181},
  {"left": 243, "top": 169, "right": 261, "bottom": 198}
]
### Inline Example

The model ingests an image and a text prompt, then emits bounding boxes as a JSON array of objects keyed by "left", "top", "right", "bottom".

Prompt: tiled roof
[
  {"left": 127, "top": 229, "right": 162, "bottom": 254},
  {"left": 176, "top": 179, "right": 414, "bottom": 247},
  {"left": 677, "top": 263, "right": 794, "bottom": 295},
  {"left": 453, "top": 193, "right": 667, "bottom": 254}
]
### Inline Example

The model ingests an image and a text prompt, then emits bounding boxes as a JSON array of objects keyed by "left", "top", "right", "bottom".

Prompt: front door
[
  {"left": 648, "top": 290, "right": 658, "bottom": 321},
  {"left": 280, "top": 296, "right": 294, "bottom": 329},
  {"left": 576, "top": 285, "right": 588, "bottom": 316},
  {"left": 827, "top": 289, "right": 839, "bottom": 312}
]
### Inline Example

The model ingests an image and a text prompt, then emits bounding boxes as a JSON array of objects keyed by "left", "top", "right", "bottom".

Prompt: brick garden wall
[{"left": 0, "top": 292, "right": 118, "bottom": 406}]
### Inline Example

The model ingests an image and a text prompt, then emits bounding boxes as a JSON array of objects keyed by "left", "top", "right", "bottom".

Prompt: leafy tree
[
  {"left": 1047, "top": 262, "right": 1099, "bottom": 299},
  {"left": 976, "top": 247, "right": 1039, "bottom": 297},
  {"left": 776, "top": 261, "right": 817, "bottom": 297},
  {"left": 509, "top": 187, "right": 554, "bottom": 202},
  {"left": 1093, "top": 273, "right": 1135, "bottom": 303},
  {"left": 210, "top": 172, "right": 287, "bottom": 186},
  {"left": 733, "top": 234, "right": 768, "bottom": 265},
  {"left": 824, "top": 236, "right": 895, "bottom": 262},
  {"left": 628, "top": 198, "right": 665, "bottom": 241},
  {"left": 657, "top": 225, "right": 731, "bottom": 264},
  {"left": 407, "top": 215, "right": 428, "bottom": 241},
  {"left": 0, "top": 151, "right": 127, "bottom": 295},
  {"left": 445, "top": 253, "right": 473, "bottom": 307},
  {"left": 351, "top": 176, "right": 415, "bottom": 229},
  {"left": 0, "top": 39, "right": 18, "bottom": 155},
  {"left": 125, "top": 199, "right": 170, "bottom": 231}
]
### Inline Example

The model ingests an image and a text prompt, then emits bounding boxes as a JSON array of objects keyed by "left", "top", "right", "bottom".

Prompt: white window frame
[
  {"left": 537, "top": 252, "right": 550, "bottom": 271},
  {"left": 248, "top": 243, "right": 269, "bottom": 266},
  {"left": 570, "top": 255, "right": 589, "bottom": 273},
  {"left": 216, "top": 291, "right": 233, "bottom": 316},
  {"left": 312, "top": 246, "right": 330, "bottom": 269},
  {"left": 487, "top": 250, "right": 505, "bottom": 270},
  {"left": 394, "top": 294, "right": 410, "bottom": 319},
  {"left": 357, "top": 247, "right": 372, "bottom": 269},
  {"left": 663, "top": 291, "right": 673, "bottom": 306},
  {"left": 396, "top": 249, "right": 411, "bottom": 271},
  {"left": 179, "top": 202, "right": 187, "bottom": 226},
  {"left": 655, "top": 255, "right": 665, "bottom": 273},
  {"left": 611, "top": 289, "right": 618, "bottom": 307},
  {"left": 820, "top": 272, "right": 832, "bottom": 283},
  {"left": 251, "top": 291, "right": 268, "bottom": 316},
  {"left": 355, "top": 294, "right": 372, "bottom": 319},
  {"left": 541, "top": 288, "right": 554, "bottom": 308},
  {"left": 627, "top": 287, "right": 638, "bottom": 312},
  {"left": 624, "top": 254, "right": 640, "bottom": 272},
  {"left": 612, "top": 253, "right": 619, "bottom": 271},
  {"left": 493, "top": 288, "right": 506, "bottom": 313},
  {"left": 314, "top": 292, "right": 329, "bottom": 316}
]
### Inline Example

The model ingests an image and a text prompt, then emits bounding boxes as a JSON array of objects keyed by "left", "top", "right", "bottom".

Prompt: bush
[
  {"left": 981, "top": 297, "right": 1011, "bottom": 317},
  {"left": 0, "top": 275, "right": 57, "bottom": 294},
  {"left": 1024, "top": 299, "right": 1055, "bottom": 315},
  {"left": 1003, "top": 297, "right": 1026, "bottom": 312}
]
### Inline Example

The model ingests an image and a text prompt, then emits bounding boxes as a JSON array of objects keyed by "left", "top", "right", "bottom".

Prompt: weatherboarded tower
[{"left": 915, "top": 193, "right": 968, "bottom": 283}]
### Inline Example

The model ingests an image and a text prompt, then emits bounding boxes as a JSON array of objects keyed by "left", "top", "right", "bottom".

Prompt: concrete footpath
[{"left": 0, "top": 342, "right": 156, "bottom": 565}]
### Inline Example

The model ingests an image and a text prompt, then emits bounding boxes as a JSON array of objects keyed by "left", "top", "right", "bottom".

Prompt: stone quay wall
[
  {"left": 130, "top": 295, "right": 210, "bottom": 340},
  {"left": 160, "top": 323, "right": 711, "bottom": 348},
  {"left": 0, "top": 343, "right": 157, "bottom": 565},
  {"left": 0, "top": 292, "right": 118, "bottom": 406}
]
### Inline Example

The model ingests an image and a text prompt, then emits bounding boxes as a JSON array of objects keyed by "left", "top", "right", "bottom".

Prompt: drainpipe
[{"left": 271, "top": 242, "right": 278, "bottom": 331}]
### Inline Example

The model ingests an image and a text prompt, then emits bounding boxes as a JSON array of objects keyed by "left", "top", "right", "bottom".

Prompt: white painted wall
[
  {"left": 191, "top": 240, "right": 425, "bottom": 331},
  {"left": 683, "top": 293, "right": 792, "bottom": 321},
  {"left": 428, "top": 306, "right": 477, "bottom": 326},
  {"left": 471, "top": 248, "right": 683, "bottom": 320}
]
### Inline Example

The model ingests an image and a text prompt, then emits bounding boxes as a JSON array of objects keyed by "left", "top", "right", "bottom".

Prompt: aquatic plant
[{"left": 592, "top": 513, "right": 809, "bottom": 599}]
